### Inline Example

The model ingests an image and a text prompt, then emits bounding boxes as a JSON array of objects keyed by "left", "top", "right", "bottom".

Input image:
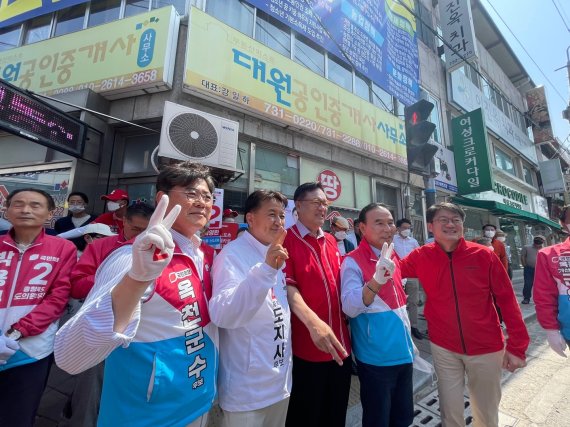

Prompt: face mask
[
  {"left": 334, "top": 231, "right": 347, "bottom": 240},
  {"left": 107, "top": 201, "right": 121, "bottom": 212},
  {"left": 489, "top": 246, "right": 495, "bottom": 251},
  {"left": 533, "top": 240, "right": 543, "bottom": 246},
  {"left": 496, "top": 236, "right": 506, "bottom": 242},
  {"left": 484, "top": 230, "right": 496, "bottom": 238},
  {"left": 68, "top": 205, "right": 85, "bottom": 213},
  {"left": 400, "top": 229, "right": 411, "bottom": 238}
]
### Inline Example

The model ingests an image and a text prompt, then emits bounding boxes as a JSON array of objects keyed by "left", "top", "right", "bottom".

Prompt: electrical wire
[
  {"left": 482, "top": 0, "right": 567, "bottom": 104},
  {"left": 551, "top": 0, "right": 570, "bottom": 33}
]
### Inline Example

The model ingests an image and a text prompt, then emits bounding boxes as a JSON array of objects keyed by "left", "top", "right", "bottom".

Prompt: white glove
[
  {"left": 373, "top": 242, "right": 395, "bottom": 285},
  {"left": 546, "top": 330, "right": 568, "bottom": 358},
  {"left": 0, "top": 335, "right": 20, "bottom": 365},
  {"left": 128, "top": 195, "right": 181, "bottom": 282}
]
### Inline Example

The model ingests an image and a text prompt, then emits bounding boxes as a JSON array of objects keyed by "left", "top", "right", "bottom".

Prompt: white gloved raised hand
[
  {"left": 128, "top": 195, "right": 181, "bottom": 282},
  {"left": 545, "top": 330, "right": 568, "bottom": 358},
  {"left": 373, "top": 242, "right": 395, "bottom": 285},
  {"left": 0, "top": 335, "right": 20, "bottom": 365}
]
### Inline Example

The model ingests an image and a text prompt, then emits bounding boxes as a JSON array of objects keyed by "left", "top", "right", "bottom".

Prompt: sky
[{"left": 480, "top": 0, "right": 570, "bottom": 149}]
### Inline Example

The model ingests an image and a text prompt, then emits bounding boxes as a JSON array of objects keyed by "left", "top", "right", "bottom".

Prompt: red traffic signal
[{"left": 404, "top": 99, "right": 437, "bottom": 175}]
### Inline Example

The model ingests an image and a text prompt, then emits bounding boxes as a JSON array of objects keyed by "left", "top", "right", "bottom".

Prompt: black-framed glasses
[{"left": 168, "top": 189, "right": 214, "bottom": 204}]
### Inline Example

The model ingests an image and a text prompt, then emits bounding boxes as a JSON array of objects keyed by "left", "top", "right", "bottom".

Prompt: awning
[{"left": 451, "top": 196, "right": 561, "bottom": 230}]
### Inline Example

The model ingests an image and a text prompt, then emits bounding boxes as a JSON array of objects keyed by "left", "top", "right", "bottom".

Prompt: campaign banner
[{"left": 248, "top": 0, "right": 419, "bottom": 106}]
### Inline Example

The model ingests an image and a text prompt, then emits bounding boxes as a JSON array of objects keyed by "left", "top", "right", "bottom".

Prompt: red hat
[
  {"left": 101, "top": 189, "right": 129, "bottom": 202},
  {"left": 223, "top": 208, "right": 238, "bottom": 218}
]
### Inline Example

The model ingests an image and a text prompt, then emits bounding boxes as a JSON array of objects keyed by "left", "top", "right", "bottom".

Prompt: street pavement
[{"left": 35, "top": 269, "right": 551, "bottom": 427}]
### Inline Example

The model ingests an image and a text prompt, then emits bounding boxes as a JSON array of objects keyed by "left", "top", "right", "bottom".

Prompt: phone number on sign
[
  {"left": 50, "top": 69, "right": 159, "bottom": 94},
  {"left": 264, "top": 102, "right": 400, "bottom": 161}
]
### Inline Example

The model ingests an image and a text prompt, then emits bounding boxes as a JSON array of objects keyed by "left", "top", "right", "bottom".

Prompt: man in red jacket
[
  {"left": 283, "top": 182, "right": 351, "bottom": 427},
  {"left": 92, "top": 189, "right": 130, "bottom": 235},
  {"left": 400, "top": 202, "right": 529, "bottom": 427},
  {"left": 0, "top": 188, "right": 76, "bottom": 427}
]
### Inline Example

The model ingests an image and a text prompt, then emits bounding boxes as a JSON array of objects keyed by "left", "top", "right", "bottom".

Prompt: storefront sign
[
  {"left": 0, "top": 6, "right": 179, "bottom": 99},
  {"left": 526, "top": 86, "right": 554, "bottom": 144},
  {"left": 184, "top": 8, "right": 408, "bottom": 168},
  {"left": 247, "top": 0, "right": 419, "bottom": 106},
  {"left": 539, "top": 158, "right": 565, "bottom": 194},
  {"left": 0, "top": 0, "right": 89, "bottom": 29},
  {"left": 317, "top": 169, "right": 342, "bottom": 202},
  {"left": 438, "top": 0, "right": 478, "bottom": 70},
  {"left": 301, "top": 158, "right": 355, "bottom": 208},
  {"left": 532, "top": 194, "right": 549, "bottom": 219},
  {"left": 450, "top": 69, "right": 537, "bottom": 165},
  {"left": 452, "top": 109, "right": 493, "bottom": 195},
  {"left": 467, "top": 180, "right": 532, "bottom": 211},
  {"left": 434, "top": 145, "right": 458, "bottom": 192}
]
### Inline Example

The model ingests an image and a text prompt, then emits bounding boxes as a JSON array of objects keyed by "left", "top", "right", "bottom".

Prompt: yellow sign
[
  {"left": 0, "top": 6, "right": 178, "bottom": 99},
  {"left": 184, "top": 8, "right": 407, "bottom": 167}
]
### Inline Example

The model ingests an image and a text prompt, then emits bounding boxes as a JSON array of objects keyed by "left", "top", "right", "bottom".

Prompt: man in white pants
[{"left": 210, "top": 189, "right": 291, "bottom": 427}]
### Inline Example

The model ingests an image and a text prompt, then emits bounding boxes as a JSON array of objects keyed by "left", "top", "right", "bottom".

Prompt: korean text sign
[
  {"left": 452, "top": 108, "right": 493, "bottom": 195},
  {"left": 248, "top": 0, "right": 419, "bottom": 106},
  {"left": 184, "top": 7, "right": 408, "bottom": 168},
  {"left": 0, "top": 6, "right": 178, "bottom": 98},
  {"left": 0, "top": 0, "right": 89, "bottom": 29}
]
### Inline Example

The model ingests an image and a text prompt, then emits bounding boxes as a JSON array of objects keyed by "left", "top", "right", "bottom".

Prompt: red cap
[
  {"left": 223, "top": 208, "right": 238, "bottom": 218},
  {"left": 101, "top": 189, "right": 129, "bottom": 202}
]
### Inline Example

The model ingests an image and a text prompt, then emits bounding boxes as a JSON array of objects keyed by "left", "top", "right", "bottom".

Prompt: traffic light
[{"left": 404, "top": 99, "right": 438, "bottom": 175}]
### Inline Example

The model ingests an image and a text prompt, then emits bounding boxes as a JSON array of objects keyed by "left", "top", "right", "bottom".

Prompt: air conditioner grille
[{"left": 168, "top": 113, "right": 218, "bottom": 159}]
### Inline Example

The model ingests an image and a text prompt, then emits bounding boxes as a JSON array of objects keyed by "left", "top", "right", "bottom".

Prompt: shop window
[
  {"left": 375, "top": 183, "right": 398, "bottom": 218},
  {"left": 224, "top": 141, "right": 250, "bottom": 208},
  {"left": 327, "top": 54, "right": 352, "bottom": 92},
  {"left": 125, "top": 0, "right": 151, "bottom": 17},
  {"left": 255, "top": 10, "right": 290, "bottom": 58},
  {"left": 354, "top": 73, "right": 370, "bottom": 101},
  {"left": 24, "top": 15, "right": 52, "bottom": 44},
  {"left": 88, "top": 0, "right": 122, "bottom": 28},
  {"left": 372, "top": 82, "right": 394, "bottom": 113},
  {"left": 355, "top": 173, "right": 371, "bottom": 208},
  {"left": 0, "top": 24, "right": 21, "bottom": 51},
  {"left": 415, "top": 1, "right": 435, "bottom": 51},
  {"left": 419, "top": 88, "right": 442, "bottom": 144},
  {"left": 123, "top": 182, "right": 156, "bottom": 205},
  {"left": 254, "top": 147, "right": 298, "bottom": 197},
  {"left": 206, "top": 0, "right": 254, "bottom": 36},
  {"left": 495, "top": 147, "right": 515, "bottom": 175},
  {"left": 54, "top": 4, "right": 87, "bottom": 37},
  {"left": 523, "top": 165, "right": 534, "bottom": 186},
  {"left": 122, "top": 134, "right": 159, "bottom": 174},
  {"left": 151, "top": 1, "right": 186, "bottom": 15},
  {"left": 294, "top": 33, "right": 324, "bottom": 76}
]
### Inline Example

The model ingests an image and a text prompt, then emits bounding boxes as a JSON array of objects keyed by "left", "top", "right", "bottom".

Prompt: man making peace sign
[{"left": 55, "top": 162, "right": 218, "bottom": 427}]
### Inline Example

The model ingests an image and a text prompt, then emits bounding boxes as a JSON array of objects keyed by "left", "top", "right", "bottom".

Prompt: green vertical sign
[{"left": 452, "top": 108, "right": 494, "bottom": 195}]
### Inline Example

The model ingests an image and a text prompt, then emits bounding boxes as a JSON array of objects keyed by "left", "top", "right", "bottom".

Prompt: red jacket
[
  {"left": 400, "top": 238, "right": 529, "bottom": 359},
  {"left": 0, "top": 229, "right": 76, "bottom": 369},
  {"left": 283, "top": 224, "right": 351, "bottom": 362},
  {"left": 92, "top": 211, "right": 124, "bottom": 235},
  {"left": 71, "top": 234, "right": 128, "bottom": 299}
]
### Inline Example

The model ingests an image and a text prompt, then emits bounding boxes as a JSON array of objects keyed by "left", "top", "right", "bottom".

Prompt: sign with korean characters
[
  {"left": 317, "top": 169, "right": 342, "bottom": 202},
  {"left": 0, "top": 6, "right": 179, "bottom": 99},
  {"left": 184, "top": 7, "right": 408, "bottom": 168},
  {"left": 301, "top": 158, "right": 355, "bottom": 208},
  {"left": 247, "top": 0, "right": 419, "bottom": 106},
  {"left": 452, "top": 108, "right": 493, "bottom": 195},
  {"left": 0, "top": 0, "right": 89, "bottom": 29},
  {"left": 438, "top": 0, "right": 478, "bottom": 70}
]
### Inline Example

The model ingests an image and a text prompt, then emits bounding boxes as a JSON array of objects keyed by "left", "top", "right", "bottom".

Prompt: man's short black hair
[
  {"left": 156, "top": 161, "right": 215, "bottom": 194},
  {"left": 125, "top": 202, "right": 154, "bottom": 220},
  {"left": 482, "top": 224, "right": 496, "bottom": 230},
  {"left": 358, "top": 203, "right": 390, "bottom": 224},
  {"left": 67, "top": 191, "right": 89, "bottom": 204},
  {"left": 244, "top": 190, "right": 288, "bottom": 218},
  {"left": 396, "top": 218, "right": 412, "bottom": 228},
  {"left": 425, "top": 202, "right": 465, "bottom": 223},
  {"left": 6, "top": 188, "right": 56, "bottom": 211},
  {"left": 293, "top": 182, "right": 324, "bottom": 202}
]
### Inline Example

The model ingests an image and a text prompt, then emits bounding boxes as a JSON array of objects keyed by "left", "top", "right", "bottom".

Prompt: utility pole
[{"left": 563, "top": 46, "right": 570, "bottom": 122}]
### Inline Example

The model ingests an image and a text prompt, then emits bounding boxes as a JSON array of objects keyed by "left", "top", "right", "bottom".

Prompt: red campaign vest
[
  {"left": 347, "top": 239, "right": 407, "bottom": 310},
  {"left": 150, "top": 242, "right": 214, "bottom": 327},
  {"left": 283, "top": 225, "right": 351, "bottom": 362}
]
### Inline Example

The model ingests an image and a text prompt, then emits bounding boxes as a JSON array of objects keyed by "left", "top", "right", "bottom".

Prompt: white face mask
[
  {"left": 496, "top": 236, "right": 506, "bottom": 242},
  {"left": 489, "top": 246, "right": 495, "bottom": 251},
  {"left": 484, "top": 230, "right": 496, "bottom": 238},
  {"left": 334, "top": 231, "right": 347, "bottom": 240},
  {"left": 107, "top": 201, "right": 121, "bottom": 212},
  {"left": 400, "top": 229, "right": 411, "bottom": 238},
  {"left": 68, "top": 205, "right": 85, "bottom": 213}
]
